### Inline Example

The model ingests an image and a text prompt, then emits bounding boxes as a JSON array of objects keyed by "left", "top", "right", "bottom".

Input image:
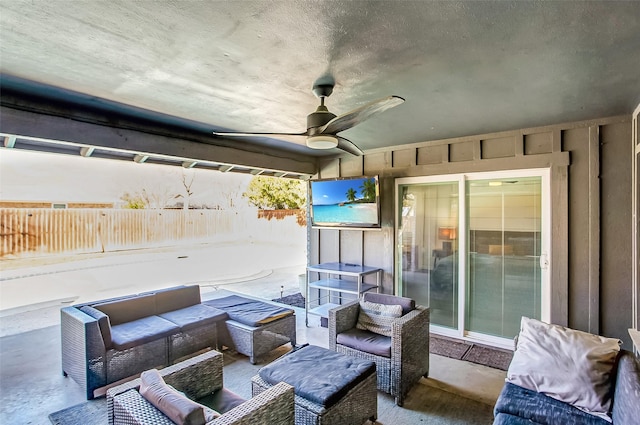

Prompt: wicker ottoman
[{"left": 251, "top": 345, "right": 377, "bottom": 425}]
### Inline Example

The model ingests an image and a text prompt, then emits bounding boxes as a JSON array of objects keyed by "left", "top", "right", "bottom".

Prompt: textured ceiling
[{"left": 1, "top": 1, "right": 639, "bottom": 156}]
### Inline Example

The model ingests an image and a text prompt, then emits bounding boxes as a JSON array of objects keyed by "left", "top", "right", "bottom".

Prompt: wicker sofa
[
  {"left": 494, "top": 350, "right": 640, "bottom": 424},
  {"left": 61, "top": 285, "right": 228, "bottom": 399},
  {"left": 107, "top": 349, "right": 295, "bottom": 425},
  {"left": 493, "top": 317, "right": 640, "bottom": 425}
]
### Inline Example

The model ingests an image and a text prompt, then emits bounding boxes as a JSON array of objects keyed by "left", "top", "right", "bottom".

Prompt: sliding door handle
[{"left": 539, "top": 253, "right": 549, "bottom": 270}]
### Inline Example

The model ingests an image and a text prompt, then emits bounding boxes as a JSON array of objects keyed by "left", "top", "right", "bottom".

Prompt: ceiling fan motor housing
[{"left": 307, "top": 106, "right": 336, "bottom": 135}]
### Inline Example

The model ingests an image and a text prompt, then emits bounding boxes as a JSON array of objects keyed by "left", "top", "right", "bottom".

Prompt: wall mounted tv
[{"left": 309, "top": 176, "right": 381, "bottom": 229}]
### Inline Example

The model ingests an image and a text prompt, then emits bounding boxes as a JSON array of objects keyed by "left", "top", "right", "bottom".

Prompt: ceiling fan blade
[
  {"left": 213, "top": 131, "right": 308, "bottom": 137},
  {"left": 336, "top": 136, "right": 364, "bottom": 156},
  {"left": 320, "top": 95, "right": 405, "bottom": 135}
]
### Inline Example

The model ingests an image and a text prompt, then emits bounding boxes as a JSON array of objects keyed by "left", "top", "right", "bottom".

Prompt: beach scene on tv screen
[{"left": 311, "top": 177, "right": 378, "bottom": 225}]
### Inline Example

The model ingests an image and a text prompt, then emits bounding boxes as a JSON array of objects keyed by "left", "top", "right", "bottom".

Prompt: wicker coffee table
[
  {"left": 204, "top": 295, "right": 296, "bottom": 364},
  {"left": 251, "top": 344, "right": 377, "bottom": 425}
]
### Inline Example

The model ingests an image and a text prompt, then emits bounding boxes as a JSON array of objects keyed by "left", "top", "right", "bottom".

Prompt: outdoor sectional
[
  {"left": 61, "top": 286, "right": 297, "bottom": 399},
  {"left": 61, "top": 285, "right": 228, "bottom": 399}
]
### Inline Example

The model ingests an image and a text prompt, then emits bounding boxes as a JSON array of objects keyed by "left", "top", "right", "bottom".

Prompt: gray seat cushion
[
  {"left": 494, "top": 383, "right": 609, "bottom": 425},
  {"left": 110, "top": 316, "right": 180, "bottom": 350},
  {"left": 336, "top": 328, "right": 392, "bottom": 358},
  {"left": 198, "top": 388, "right": 247, "bottom": 414},
  {"left": 258, "top": 345, "right": 375, "bottom": 408},
  {"left": 158, "top": 304, "right": 227, "bottom": 331},
  {"left": 493, "top": 412, "right": 542, "bottom": 425},
  {"left": 203, "top": 295, "right": 293, "bottom": 327}
]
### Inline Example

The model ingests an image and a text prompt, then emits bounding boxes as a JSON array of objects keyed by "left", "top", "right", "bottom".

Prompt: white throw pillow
[
  {"left": 356, "top": 300, "right": 403, "bottom": 337},
  {"left": 507, "top": 317, "right": 621, "bottom": 421}
]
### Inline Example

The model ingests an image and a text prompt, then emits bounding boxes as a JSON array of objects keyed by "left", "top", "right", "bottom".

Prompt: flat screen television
[{"left": 309, "top": 175, "right": 381, "bottom": 229}]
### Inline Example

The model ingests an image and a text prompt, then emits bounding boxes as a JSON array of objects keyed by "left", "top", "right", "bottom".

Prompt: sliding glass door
[
  {"left": 465, "top": 176, "right": 543, "bottom": 340},
  {"left": 397, "top": 180, "right": 459, "bottom": 328},
  {"left": 396, "top": 170, "right": 550, "bottom": 347}
]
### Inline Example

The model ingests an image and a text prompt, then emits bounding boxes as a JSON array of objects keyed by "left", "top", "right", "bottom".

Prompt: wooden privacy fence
[
  {"left": 0, "top": 208, "right": 303, "bottom": 258},
  {"left": 257, "top": 209, "right": 307, "bottom": 226}
]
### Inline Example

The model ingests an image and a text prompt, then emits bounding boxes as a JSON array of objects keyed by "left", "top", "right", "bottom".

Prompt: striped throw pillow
[{"left": 356, "top": 300, "right": 403, "bottom": 337}]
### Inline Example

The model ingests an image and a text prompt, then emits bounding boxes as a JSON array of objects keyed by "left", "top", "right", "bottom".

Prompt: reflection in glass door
[
  {"left": 397, "top": 181, "right": 459, "bottom": 329},
  {"left": 396, "top": 171, "right": 549, "bottom": 346},
  {"left": 466, "top": 177, "right": 542, "bottom": 339}
]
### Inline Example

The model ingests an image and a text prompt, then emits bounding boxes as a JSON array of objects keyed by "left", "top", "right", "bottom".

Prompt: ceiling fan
[{"left": 212, "top": 80, "right": 404, "bottom": 156}]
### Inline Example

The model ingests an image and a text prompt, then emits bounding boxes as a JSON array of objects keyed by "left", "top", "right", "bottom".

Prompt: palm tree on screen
[
  {"left": 346, "top": 188, "right": 357, "bottom": 202},
  {"left": 360, "top": 179, "right": 376, "bottom": 202}
]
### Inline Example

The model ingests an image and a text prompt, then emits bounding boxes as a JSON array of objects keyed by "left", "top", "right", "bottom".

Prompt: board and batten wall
[{"left": 308, "top": 114, "right": 632, "bottom": 348}]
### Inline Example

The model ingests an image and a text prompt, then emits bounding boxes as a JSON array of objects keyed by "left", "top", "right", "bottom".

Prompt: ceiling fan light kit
[
  {"left": 212, "top": 79, "right": 404, "bottom": 156},
  {"left": 306, "top": 134, "right": 338, "bottom": 149}
]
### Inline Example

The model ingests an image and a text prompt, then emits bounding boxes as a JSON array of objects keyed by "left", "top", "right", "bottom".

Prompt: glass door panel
[
  {"left": 397, "top": 181, "right": 459, "bottom": 328},
  {"left": 466, "top": 177, "right": 542, "bottom": 339}
]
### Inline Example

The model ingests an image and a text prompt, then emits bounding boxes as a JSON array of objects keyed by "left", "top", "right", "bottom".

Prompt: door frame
[
  {"left": 632, "top": 103, "right": 640, "bottom": 353},
  {"left": 395, "top": 168, "right": 551, "bottom": 349}
]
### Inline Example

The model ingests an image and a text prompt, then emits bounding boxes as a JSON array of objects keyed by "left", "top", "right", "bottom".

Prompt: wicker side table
[{"left": 220, "top": 314, "right": 296, "bottom": 364}]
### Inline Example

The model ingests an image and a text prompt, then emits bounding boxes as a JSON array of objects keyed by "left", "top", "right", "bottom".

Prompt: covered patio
[
  {"left": 1, "top": 1, "right": 640, "bottom": 424},
  {"left": 0, "top": 247, "right": 505, "bottom": 424}
]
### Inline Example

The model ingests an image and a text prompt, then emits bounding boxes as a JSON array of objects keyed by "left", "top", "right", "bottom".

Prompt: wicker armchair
[
  {"left": 106, "top": 350, "right": 294, "bottom": 425},
  {"left": 328, "top": 292, "right": 430, "bottom": 406}
]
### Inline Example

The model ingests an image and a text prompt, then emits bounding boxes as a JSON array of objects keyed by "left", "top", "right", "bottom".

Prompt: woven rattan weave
[
  {"left": 252, "top": 371, "right": 376, "bottom": 425},
  {"left": 61, "top": 286, "right": 225, "bottom": 399},
  {"left": 107, "top": 350, "right": 295, "bottom": 425},
  {"left": 329, "top": 299, "right": 430, "bottom": 406},
  {"left": 217, "top": 313, "right": 297, "bottom": 364}
]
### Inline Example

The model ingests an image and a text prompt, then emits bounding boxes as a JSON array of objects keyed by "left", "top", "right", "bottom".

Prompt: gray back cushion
[
  {"left": 155, "top": 285, "right": 201, "bottom": 314},
  {"left": 93, "top": 293, "right": 156, "bottom": 325},
  {"left": 79, "top": 305, "right": 112, "bottom": 349},
  {"left": 363, "top": 292, "right": 415, "bottom": 315}
]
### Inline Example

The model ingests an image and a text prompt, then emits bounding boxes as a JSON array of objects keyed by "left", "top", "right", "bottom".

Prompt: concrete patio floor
[
  {"left": 0, "top": 240, "right": 308, "bottom": 316},
  {"left": 0, "top": 243, "right": 506, "bottom": 424}
]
